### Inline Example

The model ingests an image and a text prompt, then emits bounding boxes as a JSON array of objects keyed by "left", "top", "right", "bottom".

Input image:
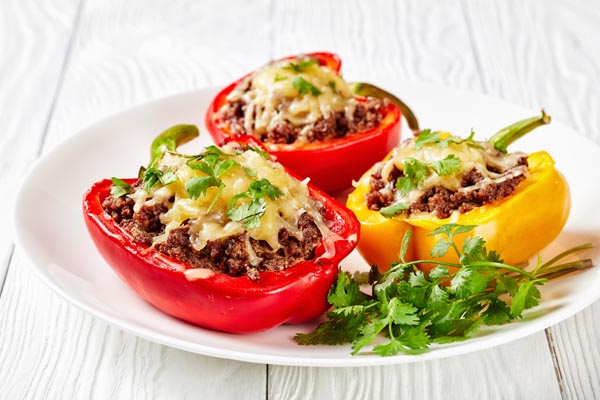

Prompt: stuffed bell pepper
[
  {"left": 206, "top": 52, "right": 419, "bottom": 193},
  {"left": 347, "top": 111, "right": 570, "bottom": 272},
  {"left": 83, "top": 125, "right": 359, "bottom": 333}
]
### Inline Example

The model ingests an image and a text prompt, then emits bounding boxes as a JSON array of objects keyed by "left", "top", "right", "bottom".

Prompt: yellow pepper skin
[{"left": 347, "top": 150, "right": 570, "bottom": 272}]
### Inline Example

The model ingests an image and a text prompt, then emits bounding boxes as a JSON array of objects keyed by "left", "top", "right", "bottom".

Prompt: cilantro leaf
[
  {"left": 379, "top": 202, "right": 409, "bottom": 218},
  {"left": 227, "top": 197, "right": 266, "bottom": 229},
  {"left": 431, "top": 154, "right": 462, "bottom": 176},
  {"left": 328, "top": 271, "right": 367, "bottom": 308},
  {"left": 388, "top": 298, "right": 419, "bottom": 325},
  {"left": 510, "top": 280, "right": 543, "bottom": 318},
  {"left": 414, "top": 129, "right": 440, "bottom": 149},
  {"left": 185, "top": 176, "right": 220, "bottom": 199},
  {"left": 247, "top": 178, "right": 284, "bottom": 200},
  {"left": 427, "top": 285, "right": 449, "bottom": 311},
  {"left": 284, "top": 59, "right": 318, "bottom": 72},
  {"left": 110, "top": 177, "right": 132, "bottom": 198},
  {"left": 247, "top": 146, "right": 270, "bottom": 159},
  {"left": 292, "top": 77, "right": 321, "bottom": 96},
  {"left": 142, "top": 167, "right": 163, "bottom": 192}
]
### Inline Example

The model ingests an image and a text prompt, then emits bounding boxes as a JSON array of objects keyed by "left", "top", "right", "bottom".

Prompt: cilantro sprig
[
  {"left": 284, "top": 59, "right": 319, "bottom": 72},
  {"left": 295, "top": 224, "right": 594, "bottom": 356},
  {"left": 227, "top": 179, "right": 284, "bottom": 229},
  {"left": 185, "top": 145, "right": 240, "bottom": 213},
  {"left": 414, "top": 129, "right": 480, "bottom": 150},
  {"left": 110, "top": 177, "right": 132, "bottom": 198},
  {"left": 293, "top": 77, "right": 321, "bottom": 96}
]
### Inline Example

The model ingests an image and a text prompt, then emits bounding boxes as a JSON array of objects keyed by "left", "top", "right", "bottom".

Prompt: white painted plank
[
  {"left": 0, "top": 0, "right": 78, "bottom": 292},
  {"left": 269, "top": 335, "right": 560, "bottom": 400},
  {"left": 0, "top": 253, "right": 266, "bottom": 399}
]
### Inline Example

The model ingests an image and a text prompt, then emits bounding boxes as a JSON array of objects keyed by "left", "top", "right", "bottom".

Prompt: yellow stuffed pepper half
[{"left": 347, "top": 111, "right": 570, "bottom": 272}]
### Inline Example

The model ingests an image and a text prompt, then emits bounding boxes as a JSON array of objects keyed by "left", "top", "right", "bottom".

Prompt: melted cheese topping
[
  {"left": 129, "top": 144, "right": 334, "bottom": 265},
  {"left": 375, "top": 136, "right": 529, "bottom": 206},
  {"left": 223, "top": 57, "right": 356, "bottom": 142}
]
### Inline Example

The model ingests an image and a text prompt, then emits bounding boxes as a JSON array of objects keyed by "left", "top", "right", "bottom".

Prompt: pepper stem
[
  {"left": 349, "top": 82, "right": 420, "bottom": 131},
  {"left": 149, "top": 124, "right": 199, "bottom": 168},
  {"left": 488, "top": 110, "right": 551, "bottom": 153}
]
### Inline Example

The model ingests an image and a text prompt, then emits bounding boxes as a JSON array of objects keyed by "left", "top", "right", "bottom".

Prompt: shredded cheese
[
  {"left": 375, "top": 136, "right": 529, "bottom": 207},
  {"left": 223, "top": 57, "right": 357, "bottom": 142},
  {"left": 129, "top": 144, "right": 334, "bottom": 265}
]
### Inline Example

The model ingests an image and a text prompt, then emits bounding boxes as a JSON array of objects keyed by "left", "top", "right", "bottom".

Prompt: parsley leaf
[{"left": 293, "top": 77, "right": 321, "bottom": 96}]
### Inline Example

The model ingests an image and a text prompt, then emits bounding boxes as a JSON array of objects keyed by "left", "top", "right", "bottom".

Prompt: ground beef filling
[
  {"left": 101, "top": 196, "right": 324, "bottom": 281},
  {"left": 366, "top": 157, "right": 528, "bottom": 219},
  {"left": 220, "top": 97, "right": 387, "bottom": 144}
]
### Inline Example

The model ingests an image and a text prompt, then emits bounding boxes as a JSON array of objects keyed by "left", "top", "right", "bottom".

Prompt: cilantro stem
[
  {"left": 349, "top": 82, "right": 420, "bottom": 131},
  {"left": 538, "top": 243, "right": 594, "bottom": 271},
  {"left": 536, "top": 259, "right": 594, "bottom": 277},
  {"left": 467, "top": 261, "right": 538, "bottom": 280},
  {"left": 488, "top": 110, "right": 551, "bottom": 153}
]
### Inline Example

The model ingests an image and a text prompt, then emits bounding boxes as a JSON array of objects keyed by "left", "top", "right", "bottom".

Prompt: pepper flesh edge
[
  {"left": 347, "top": 150, "right": 570, "bottom": 272},
  {"left": 83, "top": 173, "right": 359, "bottom": 334}
]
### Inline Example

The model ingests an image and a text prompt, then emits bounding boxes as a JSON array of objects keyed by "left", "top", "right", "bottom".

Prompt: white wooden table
[{"left": 2, "top": 1, "right": 599, "bottom": 398}]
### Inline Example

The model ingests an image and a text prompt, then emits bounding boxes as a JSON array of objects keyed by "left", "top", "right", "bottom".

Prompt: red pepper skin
[
  {"left": 205, "top": 52, "right": 402, "bottom": 193},
  {"left": 83, "top": 172, "right": 359, "bottom": 334}
]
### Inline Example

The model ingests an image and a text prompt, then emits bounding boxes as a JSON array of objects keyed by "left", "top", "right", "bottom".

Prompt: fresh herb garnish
[
  {"left": 415, "top": 129, "right": 480, "bottom": 150},
  {"left": 247, "top": 145, "right": 270, "bottom": 160},
  {"left": 142, "top": 167, "right": 178, "bottom": 192},
  {"left": 328, "top": 81, "right": 336, "bottom": 91},
  {"left": 227, "top": 178, "right": 284, "bottom": 228},
  {"left": 293, "top": 77, "right": 321, "bottom": 96},
  {"left": 379, "top": 202, "right": 410, "bottom": 218},
  {"left": 295, "top": 224, "right": 594, "bottom": 356},
  {"left": 284, "top": 59, "right": 318, "bottom": 72},
  {"left": 431, "top": 154, "right": 462, "bottom": 176},
  {"left": 395, "top": 158, "right": 430, "bottom": 195},
  {"left": 185, "top": 146, "right": 239, "bottom": 213},
  {"left": 110, "top": 177, "right": 132, "bottom": 198},
  {"left": 274, "top": 74, "right": 288, "bottom": 82}
]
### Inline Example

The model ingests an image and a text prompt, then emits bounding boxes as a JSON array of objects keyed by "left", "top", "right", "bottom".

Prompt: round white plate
[{"left": 14, "top": 83, "right": 600, "bottom": 367}]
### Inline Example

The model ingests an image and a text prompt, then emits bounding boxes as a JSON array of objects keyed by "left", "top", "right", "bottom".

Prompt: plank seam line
[
  {"left": 461, "top": 1, "right": 490, "bottom": 93},
  {"left": 265, "top": 363, "right": 269, "bottom": 400},
  {"left": 34, "top": 0, "right": 85, "bottom": 157},
  {"left": 0, "top": 245, "right": 15, "bottom": 299},
  {"left": 545, "top": 328, "right": 567, "bottom": 399}
]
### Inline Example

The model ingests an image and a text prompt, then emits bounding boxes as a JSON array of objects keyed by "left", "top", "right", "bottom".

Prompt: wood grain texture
[
  {"left": 0, "top": 0, "right": 78, "bottom": 292},
  {"left": 269, "top": 334, "right": 561, "bottom": 400}
]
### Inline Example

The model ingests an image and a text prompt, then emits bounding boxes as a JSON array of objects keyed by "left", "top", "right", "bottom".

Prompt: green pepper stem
[
  {"left": 488, "top": 110, "right": 551, "bottom": 153},
  {"left": 149, "top": 124, "right": 199, "bottom": 168},
  {"left": 349, "top": 82, "right": 420, "bottom": 131}
]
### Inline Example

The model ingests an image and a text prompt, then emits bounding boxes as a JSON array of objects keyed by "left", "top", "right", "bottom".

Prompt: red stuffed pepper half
[
  {"left": 206, "top": 52, "right": 404, "bottom": 193},
  {"left": 83, "top": 125, "right": 359, "bottom": 333}
]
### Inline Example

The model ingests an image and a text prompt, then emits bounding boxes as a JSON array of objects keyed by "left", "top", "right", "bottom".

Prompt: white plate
[{"left": 14, "top": 83, "right": 600, "bottom": 367}]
